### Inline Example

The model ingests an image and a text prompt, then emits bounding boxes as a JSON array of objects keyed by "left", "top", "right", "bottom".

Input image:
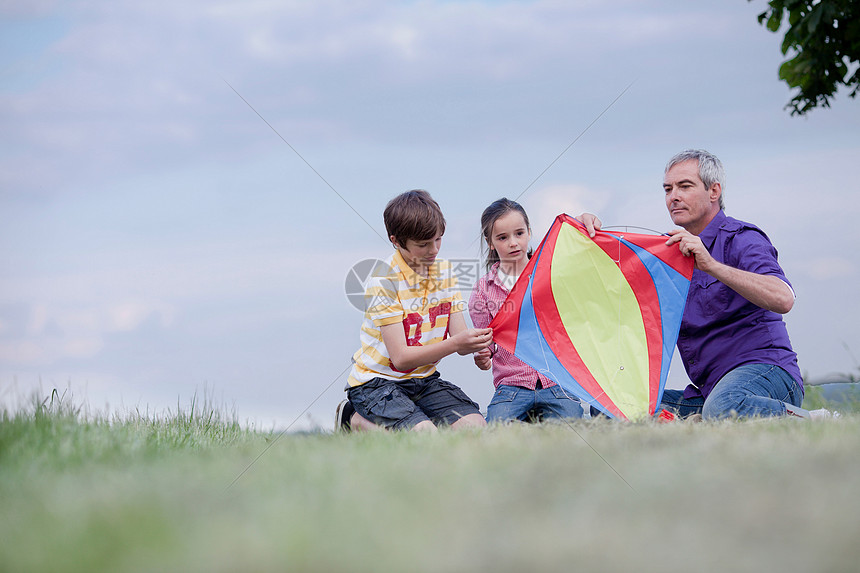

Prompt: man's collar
[{"left": 698, "top": 209, "right": 727, "bottom": 250}]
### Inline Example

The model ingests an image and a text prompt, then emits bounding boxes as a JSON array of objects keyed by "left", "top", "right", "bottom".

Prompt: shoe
[
  {"left": 334, "top": 399, "right": 354, "bottom": 432},
  {"left": 785, "top": 404, "right": 811, "bottom": 419},
  {"left": 809, "top": 408, "right": 840, "bottom": 420},
  {"left": 785, "top": 405, "right": 841, "bottom": 420}
]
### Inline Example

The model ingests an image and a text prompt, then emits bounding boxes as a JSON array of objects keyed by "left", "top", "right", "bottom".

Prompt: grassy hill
[{"left": 1, "top": 392, "right": 857, "bottom": 573}]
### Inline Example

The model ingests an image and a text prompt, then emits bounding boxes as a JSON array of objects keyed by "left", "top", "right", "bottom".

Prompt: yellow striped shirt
[{"left": 347, "top": 250, "right": 465, "bottom": 387}]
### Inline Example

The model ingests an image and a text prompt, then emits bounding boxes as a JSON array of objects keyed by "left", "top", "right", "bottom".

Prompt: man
[{"left": 585, "top": 149, "right": 819, "bottom": 419}]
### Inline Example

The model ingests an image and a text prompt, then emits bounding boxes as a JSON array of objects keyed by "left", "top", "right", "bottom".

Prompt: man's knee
[
  {"left": 704, "top": 363, "right": 796, "bottom": 419},
  {"left": 702, "top": 383, "right": 748, "bottom": 420},
  {"left": 702, "top": 395, "right": 742, "bottom": 420}
]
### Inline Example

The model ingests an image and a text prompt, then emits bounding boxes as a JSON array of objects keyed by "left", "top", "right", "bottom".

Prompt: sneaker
[
  {"left": 334, "top": 399, "right": 354, "bottom": 432},
  {"left": 785, "top": 404, "right": 841, "bottom": 420},
  {"left": 785, "top": 404, "right": 811, "bottom": 419},
  {"left": 809, "top": 408, "right": 840, "bottom": 420},
  {"left": 656, "top": 409, "right": 676, "bottom": 423}
]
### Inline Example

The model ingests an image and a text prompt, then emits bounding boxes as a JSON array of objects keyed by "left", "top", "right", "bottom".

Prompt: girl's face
[{"left": 490, "top": 210, "right": 531, "bottom": 265}]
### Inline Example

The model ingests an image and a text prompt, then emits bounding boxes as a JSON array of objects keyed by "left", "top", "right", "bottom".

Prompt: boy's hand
[
  {"left": 453, "top": 327, "right": 493, "bottom": 355},
  {"left": 473, "top": 348, "right": 492, "bottom": 370}
]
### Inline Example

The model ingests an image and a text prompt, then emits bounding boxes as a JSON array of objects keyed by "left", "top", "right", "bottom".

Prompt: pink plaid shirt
[{"left": 468, "top": 263, "right": 555, "bottom": 390}]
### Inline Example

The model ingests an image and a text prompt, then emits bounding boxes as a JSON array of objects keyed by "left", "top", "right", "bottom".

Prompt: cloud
[
  {"left": 0, "top": 334, "right": 104, "bottom": 365},
  {"left": 0, "top": 297, "right": 176, "bottom": 366},
  {"left": 108, "top": 301, "right": 174, "bottom": 332},
  {"left": 0, "top": 0, "right": 752, "bottom": 198},
  {"left": 0, "top": 340, "right": 46, "bottom": 364},
  {"left": 3, "top": 0, "right": 860, "bottom": 423},
  {"left": 0, "top": 0, "right": 59, "bottom": 17},
  {"left": 528, "top": 183, "right": 610, "bottom": 236},
  {"left": 802, "top": 257, "right": 858, "bottom": 281}
]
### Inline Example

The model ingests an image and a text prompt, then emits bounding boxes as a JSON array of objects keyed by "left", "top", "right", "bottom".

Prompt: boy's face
[{"left": 392, "top": 231, "right": 443, "bottom": 274}]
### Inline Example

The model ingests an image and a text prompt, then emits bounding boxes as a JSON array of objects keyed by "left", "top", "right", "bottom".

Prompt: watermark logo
[
  {"left": 344, "top": 258, "right": 393, "bottom": 312},
  {"left": 344, "top": 258, "right": 486, "bottom": 312}
]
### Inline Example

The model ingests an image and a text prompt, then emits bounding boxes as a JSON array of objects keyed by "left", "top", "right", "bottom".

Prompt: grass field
[{"left": 1, "top": 390, "right": 858, "bottom": 573}]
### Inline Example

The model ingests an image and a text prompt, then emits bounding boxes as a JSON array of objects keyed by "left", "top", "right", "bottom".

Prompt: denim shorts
[{"left": 347, "top": 372, "right": 481, "bottom": 430}]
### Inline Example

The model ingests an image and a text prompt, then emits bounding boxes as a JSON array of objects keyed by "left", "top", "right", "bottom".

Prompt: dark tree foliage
[{"left": 752, "top": 0, "right": 860, "bottom": 115}]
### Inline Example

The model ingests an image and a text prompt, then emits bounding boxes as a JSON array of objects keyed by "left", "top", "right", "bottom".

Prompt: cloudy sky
[{"left": 2, "top": 0, "right": 859, "bottom": 429}]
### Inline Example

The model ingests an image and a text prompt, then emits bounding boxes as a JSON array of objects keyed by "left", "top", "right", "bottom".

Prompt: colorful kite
[{"left": 489, "top": 214, "right": 695, "bottom": 420}]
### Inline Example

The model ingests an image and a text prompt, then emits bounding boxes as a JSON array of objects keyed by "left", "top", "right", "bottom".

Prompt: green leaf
[
  {"left": 807, "top": 5, "right": 824, "bottom": 33},
  {"left": 767, "top": 9, "right": 783, "bottom": 32},
  {"left": 788, "top": 9, "right": 802, "bottom": 27},
  {"left": 754, "top": 0, "right": 859, "bottom": 116}
]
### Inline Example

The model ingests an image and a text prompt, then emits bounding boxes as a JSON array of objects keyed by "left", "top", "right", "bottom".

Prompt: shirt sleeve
[
  {"left": 443, "top": 262, "right": 466, "bottom": 314},
  {"left": 727, "top": 227, "right": 793, "bottom": 289},
  {"left": 468, "top": 280, "right": 490, "bottom": 329},
  {"left": 451, "top": 289, "right": 466, "bottom": 314}
]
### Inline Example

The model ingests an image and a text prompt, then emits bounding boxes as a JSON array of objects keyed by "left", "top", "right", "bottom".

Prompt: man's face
[{"left": 663, "top": 159, "right": 721, "bottom": 235}]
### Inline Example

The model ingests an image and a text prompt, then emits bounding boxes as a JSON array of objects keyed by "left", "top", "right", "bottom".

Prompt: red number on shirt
[
  {"left": 402, "top": 312, "right": 423, "bottom": 347},
  {"left": 429, "top": 302, "right": 451, "bottom": 328}
]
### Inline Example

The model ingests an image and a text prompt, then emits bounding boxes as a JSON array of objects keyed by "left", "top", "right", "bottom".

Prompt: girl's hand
[{"left": 473, "top": 348, "right": 492, "bottom": 370}]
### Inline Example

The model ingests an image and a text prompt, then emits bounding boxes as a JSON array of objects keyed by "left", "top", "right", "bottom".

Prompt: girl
[{"left": 469, "top": 198, "right": 584, "bottom": 423}]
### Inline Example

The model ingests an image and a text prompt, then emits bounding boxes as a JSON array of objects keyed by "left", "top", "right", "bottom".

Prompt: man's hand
[
  {"left": 452, "top": 327, "right": 493, "bottom": 355},
  {"left": 473, "top": 348, "right": 492, "bottom": 370},
  {"left": 665, "top": 229, "right": 717, "bottom": 272},
  {"left": 577, "top": 213, "right": 602, "bottom": 238}
]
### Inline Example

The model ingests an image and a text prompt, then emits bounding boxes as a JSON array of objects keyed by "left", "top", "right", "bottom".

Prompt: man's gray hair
[{"left": 665, "top": 149, "right": 725, "bottom": 210}]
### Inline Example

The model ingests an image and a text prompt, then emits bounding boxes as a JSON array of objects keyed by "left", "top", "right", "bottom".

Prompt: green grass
[
  {"left": 1, "top": 391, "right": 859, "bottom": 573},
  {"left": 802, "top": 383, "right": 860, "bottom": 412}
]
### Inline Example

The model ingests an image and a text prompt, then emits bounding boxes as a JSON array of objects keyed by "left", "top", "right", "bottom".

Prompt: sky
[{"left": 2, "top": 0, "right": 859, "bottom": 430}]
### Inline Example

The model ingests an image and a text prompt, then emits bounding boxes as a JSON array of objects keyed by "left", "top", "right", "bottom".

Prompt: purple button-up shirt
[{"left": 677, "top": 210, "right": 802, "bottom": 400}]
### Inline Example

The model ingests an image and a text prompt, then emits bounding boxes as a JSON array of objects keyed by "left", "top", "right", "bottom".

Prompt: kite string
[{"left": 615, "top": 235, "right": 624, "bottom": 379}]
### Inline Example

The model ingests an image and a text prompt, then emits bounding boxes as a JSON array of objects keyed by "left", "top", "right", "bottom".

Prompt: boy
[{"left": 338, "top": 189, "right": 492, "bottom": 431}]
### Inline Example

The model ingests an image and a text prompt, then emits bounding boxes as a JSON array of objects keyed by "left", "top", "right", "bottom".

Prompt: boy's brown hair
[{"left": 383, "top": 189, "right": 446, "bottom": 247}]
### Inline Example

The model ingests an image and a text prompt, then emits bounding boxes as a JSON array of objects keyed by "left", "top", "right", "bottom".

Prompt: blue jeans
[
  {"left": 659, "top": 363, "right": 803, "bottom": 420},
  {"left": 486, "top": 384, "right": 584, "bottom": 423}
]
